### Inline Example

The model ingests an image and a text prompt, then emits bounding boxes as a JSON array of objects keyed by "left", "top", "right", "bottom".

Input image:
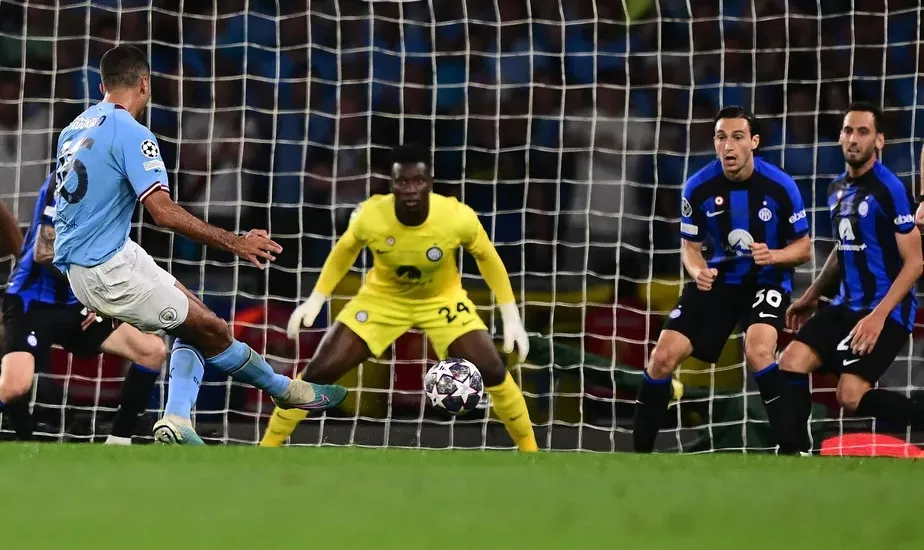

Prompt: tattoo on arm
[{"left": 33, "top": 224, "right": 66, "bottom": 278}]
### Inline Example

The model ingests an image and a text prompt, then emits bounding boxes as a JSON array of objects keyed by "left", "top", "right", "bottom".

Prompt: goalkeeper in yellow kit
[{"left": 261, "top": 144, "right": 538, "bottom": 451}]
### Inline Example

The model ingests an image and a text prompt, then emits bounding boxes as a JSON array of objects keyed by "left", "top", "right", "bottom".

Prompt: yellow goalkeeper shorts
[{"left": 337, "top": 288, "right": 487, "bottom": 359}]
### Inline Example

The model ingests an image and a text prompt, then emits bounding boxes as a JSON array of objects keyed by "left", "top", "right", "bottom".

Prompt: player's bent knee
[
  {"left": 476, "top": 356, "right": 506, "bottom": 387},
  {"left": 836, "top": 376, "right": 870, "bottom": 412},
  {"left": 0, "top": 353, "right": 36, "bottom": 400},
  {"left": 744, "top": 342, "right": 776, "bottom": 370},
  {"left": 205, "top": 317, "right": 232, "bottom": 350},
  {"left": 778, "top": 342, "right": 817, "bottom": 374},
  {"left": 138, "top": 335, "right": 167, "bottom": 371},
  {"left": 647, "top": 345, "right": 680, "bottom": 380}
]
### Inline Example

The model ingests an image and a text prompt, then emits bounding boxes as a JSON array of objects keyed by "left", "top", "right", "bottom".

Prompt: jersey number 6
[
  {"left": 752, "top": 288, "right": 783, "bottom": 309},
  {"left": 439, "top": 302, "right": 471, "bottom": 324}
]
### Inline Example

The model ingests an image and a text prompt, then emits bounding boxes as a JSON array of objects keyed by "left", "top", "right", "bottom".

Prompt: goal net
[{"left": 1, "top": 0, "right": 922, "bottom": 453}]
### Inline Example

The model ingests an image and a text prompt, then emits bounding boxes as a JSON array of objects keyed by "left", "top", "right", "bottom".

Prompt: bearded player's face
[
  {"left": 391, "top": 162, "right": 432, "bottom": 212},
  {"left": 840, "top": 111, "right": 883, "bottom": 169}
]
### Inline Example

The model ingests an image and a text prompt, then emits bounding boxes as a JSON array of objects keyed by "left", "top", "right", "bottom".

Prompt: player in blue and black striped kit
[
  {"left": 0, "top": 174, "right": 167, "bottom": 444},
  {"left": 633, "top": 106, "right": 813, "bottom": 452},
  {"left": 773, "top": 103, "right": 923, "bottom": 454}
]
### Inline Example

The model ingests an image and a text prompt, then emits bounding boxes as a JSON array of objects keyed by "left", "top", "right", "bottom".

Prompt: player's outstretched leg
[
  {"left": 93, "top": 324, "right": 168, "bottom": 444},
  {"left": 447, "top": 330, "right": 538, "bottom": 452},
  {"left": 260, "top": 322, "right": 371, "bottom": 447},
  {"left": 157, "top": 283, "right": 347, "bottom": 445},
  {"left": 632, "top": 330, "right": 691, "bottom": 453}
]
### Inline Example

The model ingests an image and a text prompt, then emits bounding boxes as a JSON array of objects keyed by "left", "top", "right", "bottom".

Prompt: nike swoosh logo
[
  {"left": 764, "top": 396, "right": 780, "bottom": 404},
  {"left": 843, "top": 358, "right": 861, "bottom": 366},
  {"left": 758, "top": 312, "right": 778, "bottom": 318},
  {"left": 706, "top": 210, "right": 725, "bottom": 217},
  {"left": 297, "top": 394, "right": 331, "bottom": 410}
]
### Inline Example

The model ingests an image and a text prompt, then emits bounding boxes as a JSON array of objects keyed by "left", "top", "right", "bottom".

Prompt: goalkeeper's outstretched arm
[
  {"left": 0, "top": 200, "right": 22, "bottom": 257},
  {"left": 286, "top": 228, "right": 364, "bottom": 338},
  {"left": 463, "top": 223, "right": 529, "bottom": 362}
]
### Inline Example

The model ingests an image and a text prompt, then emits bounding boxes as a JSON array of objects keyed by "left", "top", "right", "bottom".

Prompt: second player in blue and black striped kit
[
  {"left": 773, "top": 102, "right": 924, "bottom": 454},
  {"left": 633, "top": 107, "right": 812, "bottom": 452},
  {"left": 0, "top": 174, "right": 167, "bottom": 444}
]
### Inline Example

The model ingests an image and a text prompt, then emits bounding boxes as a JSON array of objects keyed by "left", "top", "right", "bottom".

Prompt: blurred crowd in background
[{"left": 1, "top": 0, "right": 922, "bottom": 302}]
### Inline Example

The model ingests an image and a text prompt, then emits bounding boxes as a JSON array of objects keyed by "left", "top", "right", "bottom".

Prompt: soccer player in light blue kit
[{"left": 53, "top": 45, "right": 347, "bottom": 445}]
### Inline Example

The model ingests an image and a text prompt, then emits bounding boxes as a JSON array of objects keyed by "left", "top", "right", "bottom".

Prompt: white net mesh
[{"left": 0, "top": 0, "right": 922, "bottom": 452}]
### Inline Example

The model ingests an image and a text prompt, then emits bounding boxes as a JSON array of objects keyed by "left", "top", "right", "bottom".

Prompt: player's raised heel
[
  {"left": 153, "top": 416, "right": 205, "bottom": 446},
  {"left": 271, "top": 379, "right": 348, "bottom": 412}
]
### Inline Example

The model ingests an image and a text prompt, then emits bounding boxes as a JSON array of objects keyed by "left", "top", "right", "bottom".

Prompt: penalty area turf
[{"left": 0, "top": 444, "right": 920, "bottom": 549}]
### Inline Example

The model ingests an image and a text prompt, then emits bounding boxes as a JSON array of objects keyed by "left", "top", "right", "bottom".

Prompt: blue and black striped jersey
[
  {"left": 6, "top": 174, "right": 78, "bottom": 310},
  {"left": 680, "top": 157, "right": 809, "bottom": 292},
  {"left": 828, "top": 161, "right": 916, "bottom": 331}
]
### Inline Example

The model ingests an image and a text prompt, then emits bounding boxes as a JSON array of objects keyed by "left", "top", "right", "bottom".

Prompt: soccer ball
[{"left": 424, "top": 358, "right": 484, "bottom": 415}]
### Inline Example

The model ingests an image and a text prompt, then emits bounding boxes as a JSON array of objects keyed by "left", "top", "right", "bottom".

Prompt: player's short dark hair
[
  {"left": 390, "top": 143, "right": 431, "bottom": 169},
  {"left": 845, "top": 101, "right": 884, "bottom": 133},
  {"left": 713, "top": 105, "right": 760, "bottom": 137},
  {"left": 100, "top": 45, "right": 150, "bottom": 90}
]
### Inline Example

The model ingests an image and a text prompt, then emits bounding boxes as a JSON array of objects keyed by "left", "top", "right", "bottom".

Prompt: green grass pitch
[{"left": 1, "top": 444, "right": 921, "bottom": 549}]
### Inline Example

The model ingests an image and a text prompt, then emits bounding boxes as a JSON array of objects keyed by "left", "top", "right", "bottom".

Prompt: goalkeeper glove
[
  {"left": 286, "top": 291, "right": 327, "bottom": 340},
  {"left": 499, "top": 302, "right": 529, "bottom": 364}
]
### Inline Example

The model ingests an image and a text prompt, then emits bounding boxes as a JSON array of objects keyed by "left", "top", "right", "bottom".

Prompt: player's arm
[
  {"left": 286, "top": 217, "right": 366, "bottom": 339},
  {"left": 115, "top": 122, "right": 281, "bottom": 268},
  {"left": 679, "top": 188, "right": 717, "bottom": 291},
  {"left": 0, "top": 200, "right": 22, "bottom": 257},
  {"left": 461, "top": 206, "right": 529, "bottom": 362},
  {"left": 849, "top": 186, "right": 922, "bottom": 354},
  {"left": 32, "top": 223, "right": 67, "bottom": 279}
]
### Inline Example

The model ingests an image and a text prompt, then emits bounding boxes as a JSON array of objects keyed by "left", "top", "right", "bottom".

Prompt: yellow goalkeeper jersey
[{"left": 314, "top": 193, "right": 515, "bottom": 303}]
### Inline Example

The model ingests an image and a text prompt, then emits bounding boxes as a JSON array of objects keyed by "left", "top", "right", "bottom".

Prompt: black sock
[
  {"left": 632, "top": 372, "right": 674, "bottom": 453},
  {"left": 777, "top": 371, "right": 811, "bottom": 454},
  {"left": 752, "top": 363, "right": 787, "bottom": 449},
  {"left": 856, "top": 389, "right": 922, "bottom": 429},
  {"left": 110, "top": 364, "right": 159, "bottom": 439},
  {"left": 5, "top": 398, "right": 35, "bottom": 441}
]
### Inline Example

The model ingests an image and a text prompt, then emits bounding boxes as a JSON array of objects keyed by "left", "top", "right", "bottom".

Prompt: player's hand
[
  {"left": 915, "top": 202, "right": 924, "bottom": 231},
  {"left": 79, "top": 307, "right": 103, "bottom": 331},
  {"left": 286, "top": 291, "right": 327, "bottom": 340},
  {"left": 694, "top": 267, "right": 718, "bottom": 291},
  {"left": 499, "top": 302, "right": 529, "bottom": 364},
  {"left": 785, "top": 296, "right": 818, "bottom": 333},
  {"left": 749, "top": 242, "right": 776, "bottom": 265},
  {"left": 849, "top": 311, "right": 886, "bottom": 356},
  {"left": 234, "top": 229, "right": 283, "bottom": 269}
]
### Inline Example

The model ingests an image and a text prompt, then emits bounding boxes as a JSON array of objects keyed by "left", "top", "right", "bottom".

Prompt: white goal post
[{"left": 0, "top": 0, "right": 922, "bottom": 452}]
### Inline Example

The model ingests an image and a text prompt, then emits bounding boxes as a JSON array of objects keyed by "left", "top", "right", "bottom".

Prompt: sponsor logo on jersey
[
  {"left": 788, "top": 209, "right": 806, "bottom": 224},
  {"left": 894, "top": 214, "right": 914, "bottom": 226},
  {"left": 727, "top": 229, "right": 754, "bottom": 254},
  {"left": 838, "top": 218, "right": 856, "bottom": 241}
]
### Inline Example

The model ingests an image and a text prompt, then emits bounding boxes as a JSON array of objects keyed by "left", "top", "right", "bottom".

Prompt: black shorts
[
  {"left": 1, "top": 294, "right": 115, "bottom": 365},
  {"left": 663, "top": 283, "right": 790, "bottom": 363},
  {"left": 794, "top": 304, "right": 910, "bottom": 383}
]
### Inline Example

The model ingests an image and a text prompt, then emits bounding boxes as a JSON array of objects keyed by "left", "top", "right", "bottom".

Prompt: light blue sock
[
  {"left": 165, "top": 339, "right": 205, "bottom": 420},
  {"left": 206, "top": 339, "right": 290, "bottom": 398}
]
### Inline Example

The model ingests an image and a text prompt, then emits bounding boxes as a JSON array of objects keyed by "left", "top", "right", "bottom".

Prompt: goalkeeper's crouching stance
[{"left": 261, "top": 144, "right": 538, "bottom": 452}]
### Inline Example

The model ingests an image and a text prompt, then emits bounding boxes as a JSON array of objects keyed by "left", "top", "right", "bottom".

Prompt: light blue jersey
[{"left": 53, "top": 102, "right": 168, "bottom": 272}]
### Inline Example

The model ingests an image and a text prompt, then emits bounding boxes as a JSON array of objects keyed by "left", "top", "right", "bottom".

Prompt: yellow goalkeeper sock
[
  {"left": 260, "top": 407, "right": 308, "bottom": 447},
  {"left": 486, "top": 372, "right": 538, "bottom": 452}
]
